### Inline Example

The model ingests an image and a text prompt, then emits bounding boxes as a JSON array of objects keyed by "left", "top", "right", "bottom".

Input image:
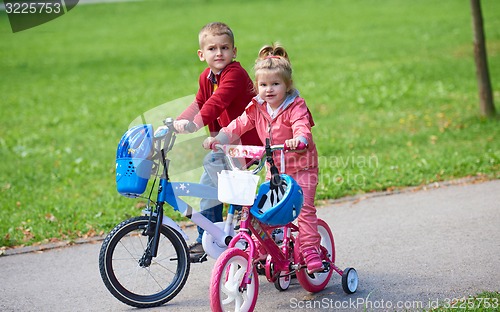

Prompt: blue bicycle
[{"left": 98, "top": 118, "right": 243, "bottom": 308}]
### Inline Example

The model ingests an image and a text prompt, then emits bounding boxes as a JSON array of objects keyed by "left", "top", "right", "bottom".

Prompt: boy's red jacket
[{"left": 178, "top": 61, "right": 261, "bottom": 146}]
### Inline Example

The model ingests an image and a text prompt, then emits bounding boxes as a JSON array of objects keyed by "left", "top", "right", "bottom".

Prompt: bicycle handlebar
[
  {"left": 154, "top": 118, "right": 197, "bottom": 138},
  {"left": 284, "top": 141, "right": 307, "bottom": 152},
  {"left": 213, "top": 141, "right": 307, "bottom": 157},
  {"left": 214, "top": 141, "right": 307, "bottom": 174},
  {"left": 163, "top": 118, "right": 197, "bottom": 133},
  {"left": 152, "top": 117, "right": 307, "bottom": 174},
  {"left": 183, "top": 121, "right": 197, "bottom": 133},
  {"left": 151, "top": 118, "right": 198, "bottom": 165}
]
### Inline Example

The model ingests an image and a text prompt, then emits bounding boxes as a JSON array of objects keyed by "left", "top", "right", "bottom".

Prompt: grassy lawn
[{"left": 0, "top": 0, "right": 499, "bottom": 247}]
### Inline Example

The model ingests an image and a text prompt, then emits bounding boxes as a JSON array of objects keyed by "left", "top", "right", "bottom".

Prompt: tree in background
[{"left": 470, "top": 0, "right": 496, "bottom": 117}]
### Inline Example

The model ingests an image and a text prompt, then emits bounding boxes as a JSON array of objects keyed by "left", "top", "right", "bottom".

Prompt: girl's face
[
  {"left": 197, "top": 34, "right": 236, "bottom": 73},
  {"left": 257, "top": 71, "right": 288, "bottom": 109}
]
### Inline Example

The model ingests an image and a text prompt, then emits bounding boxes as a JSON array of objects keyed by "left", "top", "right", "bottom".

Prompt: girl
[{"left": 203, "top": 43, "right": 323, "bottom": 274}]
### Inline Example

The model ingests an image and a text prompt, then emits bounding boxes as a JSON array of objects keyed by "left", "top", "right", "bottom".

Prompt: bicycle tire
[
  {"left": 210, "top": 248, "right": 259, "bottom": 312},
  {"left": 294, "top": 219, "right": 335, "bottom": 293},
  {"left": 99, "top": 216, "right": 190, "bottom": 308}
]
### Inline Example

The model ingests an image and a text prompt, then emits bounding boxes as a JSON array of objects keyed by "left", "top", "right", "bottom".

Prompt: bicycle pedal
[
  {"left": 322, "top": 261, "right": 331, "bottom": 271},
  {"left": 299, "top": 263, "right": 329, "bottom": 277},
  {"left": 190, "top": 253, "right": 208, "bottom": 263}
]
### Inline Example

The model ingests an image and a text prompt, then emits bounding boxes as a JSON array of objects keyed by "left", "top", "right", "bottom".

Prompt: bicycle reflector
[
  {"left": 115, "top": 124, "right": 154, "bottom": 197},
  {"left": 250, "top": 174, "right": 303, "bottom": 226}
]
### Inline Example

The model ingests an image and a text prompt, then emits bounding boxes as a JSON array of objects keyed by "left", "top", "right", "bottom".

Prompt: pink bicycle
[{"left": 209, "top": 140, "right": 358, "bottom": 312}]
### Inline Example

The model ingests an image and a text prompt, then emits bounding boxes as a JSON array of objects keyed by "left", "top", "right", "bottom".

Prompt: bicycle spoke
[{"left": 99, "top": 217, "right": 189, "bottom": 307}]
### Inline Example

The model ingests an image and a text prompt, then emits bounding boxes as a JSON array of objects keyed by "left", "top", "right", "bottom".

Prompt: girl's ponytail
[{"left": 258, "top": 43, "right": 290, "bottom": 62}]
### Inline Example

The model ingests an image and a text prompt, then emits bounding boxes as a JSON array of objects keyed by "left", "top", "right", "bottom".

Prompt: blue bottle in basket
[{"left": 115, "top": 124, "right": 154, "bottom": 197}]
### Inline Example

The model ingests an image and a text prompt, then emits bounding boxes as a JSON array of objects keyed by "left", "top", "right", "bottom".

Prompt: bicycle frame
[
  {"left": 144, "top": 119, "right": 237, "bottom": 261},
  {"left": 226, "top": 205, "right": 300, "bottom": 286},
  {"left": 209, "top": 140, "right": 358, "bottom": 311},
  {"left": 99, "top": 120, "right": 251, "bottom": 308}
]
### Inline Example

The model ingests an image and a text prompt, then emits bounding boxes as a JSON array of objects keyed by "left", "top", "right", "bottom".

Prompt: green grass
[{"left": 0, "top": 0, "right": 499, "bottom": 247}]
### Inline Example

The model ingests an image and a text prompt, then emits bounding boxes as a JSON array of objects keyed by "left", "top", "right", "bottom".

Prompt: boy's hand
[
  {"left": 203, "top": 137, "right": 219, "bottom": 150},
  {"left": 173, "top": 120, "right": 192, "bottom": 133}
]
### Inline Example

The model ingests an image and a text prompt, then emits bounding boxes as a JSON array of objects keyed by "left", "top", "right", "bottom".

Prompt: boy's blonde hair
[
  {"left": 198, "top": 22, "right": 235, "bottom": 48},
  {"left": 254, "top": 43, "right": 294, "bottom": 94}
]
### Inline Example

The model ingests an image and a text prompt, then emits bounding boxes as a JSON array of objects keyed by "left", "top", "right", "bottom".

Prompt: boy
[{"left": 174, "top": 22, "right": 260, "bottom": 262}]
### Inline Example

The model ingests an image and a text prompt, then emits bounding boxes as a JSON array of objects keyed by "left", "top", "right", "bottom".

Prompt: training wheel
[
  {"left": 341, "top": 267, "right": 358, "bottom": 294},
  {"left": 274, "top": 271, "right": 291, "bottom": 291}
]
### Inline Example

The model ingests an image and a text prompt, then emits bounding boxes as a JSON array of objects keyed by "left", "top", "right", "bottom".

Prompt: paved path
[{"left": 1, "top": 180, "right": 499, "bottom": 311}]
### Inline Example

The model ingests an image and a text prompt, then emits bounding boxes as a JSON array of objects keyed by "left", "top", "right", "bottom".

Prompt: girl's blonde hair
[{"left": 254, "top": 43, "right": 295, "bottom": 94}]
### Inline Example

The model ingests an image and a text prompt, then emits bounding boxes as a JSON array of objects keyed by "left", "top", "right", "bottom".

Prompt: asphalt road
[{"left": 1, "top": 179, "right": 499, "bottom": 311}]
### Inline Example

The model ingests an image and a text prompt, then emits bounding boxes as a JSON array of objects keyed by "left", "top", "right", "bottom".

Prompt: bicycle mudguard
[{"left": 162, "top": 215, "right": 189, "bottom": 240}]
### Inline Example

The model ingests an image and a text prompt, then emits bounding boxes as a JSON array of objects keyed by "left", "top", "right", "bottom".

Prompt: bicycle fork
[
  {"left": 138, "top": 202, "right": 165, "bottom": 267},
  {"left": 229, "top": 230, "right": 255, "bottom": 291},
  {"left": 226, "top": 207, "right": 259, "bottom": 291}
]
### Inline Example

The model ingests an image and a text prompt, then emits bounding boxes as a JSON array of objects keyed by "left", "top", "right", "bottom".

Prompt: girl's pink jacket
[{"left": 216, "top": 91, "right": 318, "bottom": 175}]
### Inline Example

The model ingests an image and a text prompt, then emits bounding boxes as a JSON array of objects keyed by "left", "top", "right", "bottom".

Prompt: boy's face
[{"left": 198, "top": 34, "right": 236, "bottom": 73}]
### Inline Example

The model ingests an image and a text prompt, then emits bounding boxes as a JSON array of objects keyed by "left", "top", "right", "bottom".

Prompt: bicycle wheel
[
  {"left": 210, "top": 248, "right": 259, "bottom": 312},
  {"left": 342, "top": 267, "right": 358, "bottom": 294},
  {"left": 294, "top": 219, "right": 335, "bottom": 293},
  {"left": 99, "top": 216, "right": 190, "bottom": 308},
  {"left": 274, "top": 271, "right": 291, "bottom": 291}
]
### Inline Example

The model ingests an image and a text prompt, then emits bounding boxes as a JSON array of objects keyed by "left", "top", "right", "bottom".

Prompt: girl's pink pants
[{"left": 290, "top": 167, "right": 321, "bottom": 253}]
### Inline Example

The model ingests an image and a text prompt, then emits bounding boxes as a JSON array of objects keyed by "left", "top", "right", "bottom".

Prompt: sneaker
[
  {"left": 188, "top": 242, "right": 204, "bottom": 253},
  {"left": 302, "top": 247, "right": 324, "bottom": 274},
  {"left": 188, "top": 242, "right": 206, "bottom": 263}
]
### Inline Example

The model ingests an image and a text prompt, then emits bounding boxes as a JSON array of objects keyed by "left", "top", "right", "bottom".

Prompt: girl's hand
[
  {"left": 284, "top": 138, "right": 307, "bottom": 152},
  {"left": 202, "top": 137, "right": 218, "bottom": 150},
  {"left": 284, "top": 138, "right": 301, "bottom": 150}
]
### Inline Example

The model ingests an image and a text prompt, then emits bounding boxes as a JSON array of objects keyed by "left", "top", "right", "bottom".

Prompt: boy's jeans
[{"left": 196, "top": 151, "right": 227, "bottom": 243}]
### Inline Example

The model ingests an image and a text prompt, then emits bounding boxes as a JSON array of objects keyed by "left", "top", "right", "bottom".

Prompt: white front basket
[{"left": 217, "top": 170, "right": 260, "bottom": 205}]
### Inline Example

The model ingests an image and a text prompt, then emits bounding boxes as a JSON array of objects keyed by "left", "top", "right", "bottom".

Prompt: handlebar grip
[
  {"left": 210, "top": 141, "right": 221, "bottom": 151},
  {"left": 184, "top": 121, "right": 197, "bottom": 133},
  {"left": 284, "top": 141, "right": 308, "bottom": 151},
  {"left": 154, "top": 127, "right": 169, "bottom": 138}
]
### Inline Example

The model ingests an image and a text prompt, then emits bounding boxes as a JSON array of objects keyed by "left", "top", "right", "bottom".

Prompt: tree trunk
[{"left": 470, "top": 0, "right": 496, "bottom": 117}]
